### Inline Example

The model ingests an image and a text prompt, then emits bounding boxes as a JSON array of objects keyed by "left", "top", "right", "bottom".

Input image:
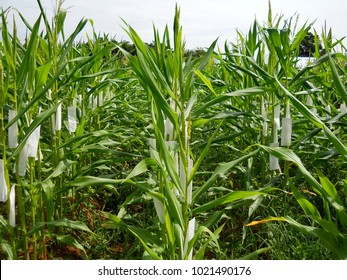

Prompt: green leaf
[
  {"left": 1, "top": 241, "right": 15, "bottom": 260},
  {"left": 267, "top": 28, "right": 286, "bottom": 67},
  {"left": 309, "top": 216, "right": 342, "bottom": 236},
  {"left": 238, "top": 247, "right": 272, "bottom": 260},
  {"left": 9, "top": 103, "right": 59, "bottom": 161},
  {"left": 26, "top": 218, "right": 94, "bottom": 237},
  {"left": 328, "top": 53, "right": 347, "bottom": 104},
  {"left": 260, "top": 145, "right": 323, "bottom": 194},
  {"left": 192, "top": 149, "right": 259, "bottom": 204},
  {"left": 42, "top": 180, "right": 55, "bottom": 225},
  {"left": 123, "top": 158, "right": 155, "bottom": 182},
  {"left": 191, "top": 224, "right": 223, "bottom": 260},
  {"left": 46, "top": 218, "right": 94, "bottom": 233},
  {"left": 196, "top": 38, "right": 218, "bottom": 72},
  {"left": 261, "top": 145, "right": 347, "bottom": 225},
  {"left": 102, "top": 212, "right": 161, "bottom": 260},
  {"left": 281, "top": 216, "right": 347, "bottom": 259},
  {"left": 44, "top": 159, "right": 74, "bottom": 182},
  {"left": 195, "top": 70, "right": 216, "bottom": 95},
  {"left": 56, "top": 235, "right": 87, "bottom": 257},
  {"left": 65, "top": 176, "right": 123, "bottom": 188},
  {"left": 16, "top": 15, "right": 41, "bottom": 89},
  {"left": 276, "top": 78, "right": 347, "bottom": 156},
  {"left": 316, "top": 170, "right": 340, "bottom": 204},
  {"left": 316, "top": 170, "right": 347, "bottom": 226},
  {"left": 0, "top": 215, "right": 11, "bottom": 234},
  {"left": 153, "top": 124, "right": 183, "bottom": 194},
  {"left": 192, "top": 190, "right": 264, "bottom": 214},
  {"left": 289, "top": 180, "right": 321, "bottom": 217},
  {"left": 35, "top": 61, "right": 52, "bottom": 89},
  {"left": 194, "top": 87, "right": 266, "bottom": 116},
  {"left": 202, "top": 211, "right": 224, "bottom": 228},
  {"left": 1, "top": 12, "right": 15, "bottom": 72},
  {"left": 164, "top": 182, "right": 184, "bottom": 228},
  {"left": 188, "top": 122, "right": 222, "bottom": 184}
]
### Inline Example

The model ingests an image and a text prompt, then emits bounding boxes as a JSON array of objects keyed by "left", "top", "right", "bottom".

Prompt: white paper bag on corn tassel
[
  {"left": 153, "top": 198, "right": 165, "bottom": 224},
  {"left": 68, "top": 106, "right": 77, "bottom": 133},
  {"left": 325, "top": 105, "right": 331, "bottom": 115},
  {"left": 187, "top": 217, "right": 195, "bottom": 260},
  {"left": 55, "top": 103, "right": 62, "bottom": 131},
  {"left": 104, "top": 90, "right": 110, "bottom": 101},
  {"left": 0, "top": 159, "right": 8, "bottom": 202},
  {"left": 263, "top": 120, "right": 268, "bottom": 137},
  {"left": 340, "top": 103, "right": 347, "bottom": 113},
  {"left": 170, "top": 98, "right": 177, "bottom": 113},
  {"left": 98, "top": 92, "right": 103, "bottom": 107},
  {"left": 269, "top": 142, "right": 280, "bottom": 171},
  {"left": 27, "top": 125, "right": 41, "bottom": 159},
  {"left": 185, "top": 121, "right": 189, "bottom": 147},
  {"left": 93, "top": 97, "right": 98, "bottom": 109},
  {"left": 9, "top": 185, "right": 15, "bottom": 227},
  {"left": 183, "top": 218, "right": 195, "bottom": 260},
  {"left": 8, "top": 110, "right": 18, "bottom": 148},
  {"left": 164, "top": 118, "right": 174, "bottom": 141},
  {"left": 77, "top": 95, "right": 82, "bottom": 106},
  {"left": 88, "top": 94, "right": 93, "bottom": 109},
  {"left": 17, "top": 123, "right": 41, "bottom": 176},
  {"left": 165, "top": 141, "right": 177, "bottom": 151},
  {"left": 47, "top": 89, "right": 52, "bottom": 100},
  {"left": 306, "top": 95, "right": 313, "bottom": 107},
  {"left": 281, "top": 118, "right": 292, "bottom": 147}
]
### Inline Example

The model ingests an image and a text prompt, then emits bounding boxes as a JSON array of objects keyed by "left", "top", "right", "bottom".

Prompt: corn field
[{"left": 1, "top": 1, "right": 347, "bottom": 260}]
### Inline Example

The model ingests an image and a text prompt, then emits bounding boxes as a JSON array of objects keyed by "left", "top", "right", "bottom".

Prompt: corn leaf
[
  {"left": 276, "top": 78, "right": 347, "bottom": 156},
  {"left": 192, "top": 190, "right": 264, "bottom": 214},
  {"left": 192, "top": 149, "right": 259, "bottom": 204},
  {"left": 56, "top": 235, "right": 87, "bottom": 257},
  {"left": 289, "top": 180, "right": 321, "bottom": 217}
]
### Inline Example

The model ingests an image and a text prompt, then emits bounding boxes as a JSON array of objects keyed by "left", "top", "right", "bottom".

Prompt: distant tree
[
  {"left": 299, "top": 32, "right": 323, "bottom": 57},
  {"left": 117, "top": 40, "right": 137, "bottom": 56},
  {"left": 184, "top": 48, "right": 206, "bottom": 58}
]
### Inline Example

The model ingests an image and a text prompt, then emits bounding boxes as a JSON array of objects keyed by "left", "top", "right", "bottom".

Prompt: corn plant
[
  {"left": 100, "top": 6, "right": 275, "bottom": 260},
  {"left": 0, "top": 0, "right": 127, "bottom": 259},
  {"left": 238, "top": 4, "right": 347, "bottom": 259}
]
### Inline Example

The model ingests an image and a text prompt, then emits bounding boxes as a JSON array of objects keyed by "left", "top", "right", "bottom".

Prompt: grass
[{"left": 1, "top": 0, "right": 347, "bottom": 260}]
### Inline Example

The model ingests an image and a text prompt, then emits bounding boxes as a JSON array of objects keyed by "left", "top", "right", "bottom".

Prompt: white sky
[{"left": 1, "top": 0, "right": 346, "bottom": 49}]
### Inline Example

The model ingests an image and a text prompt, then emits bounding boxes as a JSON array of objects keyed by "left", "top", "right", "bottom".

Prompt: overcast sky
[{"left": 1, "top": 0, "right": 346, "bottom": 49}]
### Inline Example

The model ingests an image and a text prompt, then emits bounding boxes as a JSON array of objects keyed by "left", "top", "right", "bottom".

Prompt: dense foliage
[{"left": 1, "top": 1, "right": 347, "bottom": 260}]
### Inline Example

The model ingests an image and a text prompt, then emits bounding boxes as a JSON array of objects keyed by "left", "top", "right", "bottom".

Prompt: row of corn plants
[
  {"left": 1, "top": 1, "right": 346, "bottom": 259},
  {"left": 208, "top": 2, "right": 347, "bottom": 259},
  {"left": 0, "top": 0, "right": 145, "bottom": 259},
  {"left": 101, "top": 7, "right": 274, "bottom": 260}
]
